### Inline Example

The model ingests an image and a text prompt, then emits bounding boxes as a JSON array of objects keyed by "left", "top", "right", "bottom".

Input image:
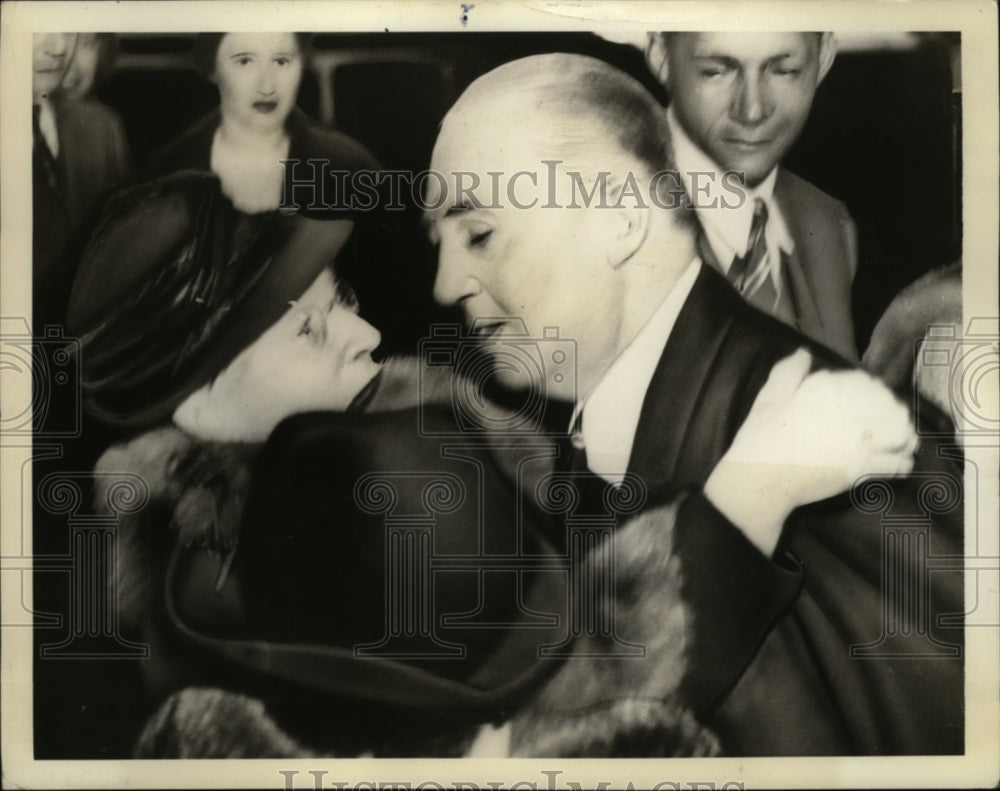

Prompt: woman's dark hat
[
  {"left": 66, "top": 170, "right": 354, "bottom": 430},
  {"left": 163, "top": 406, "right": 570, "bottom": 716}
]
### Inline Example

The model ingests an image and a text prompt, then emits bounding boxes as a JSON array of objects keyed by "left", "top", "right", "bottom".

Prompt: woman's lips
[{"left": 253, "top": 101, "right": 278, "bottom": 114}]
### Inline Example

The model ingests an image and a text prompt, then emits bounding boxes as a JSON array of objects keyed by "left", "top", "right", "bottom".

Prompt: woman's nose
[
  {"left": 256, "top": 67, "right": 277, "bottom": 96},
  {"left": 328, "top": 306, "right": 382, "bottom": 357}
]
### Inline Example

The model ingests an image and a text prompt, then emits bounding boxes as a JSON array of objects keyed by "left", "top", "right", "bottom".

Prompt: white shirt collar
[
  {"left": 35, "top": 98, "right": 59, "bottom": 159},
  {"left": 573, "top": 258, "right": 702, "bottom": 485},
  {"left": 666, "top": 106, "right": 794, "bottom": 272}
]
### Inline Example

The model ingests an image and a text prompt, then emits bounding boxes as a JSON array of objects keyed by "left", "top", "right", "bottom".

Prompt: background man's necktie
[
  {"left": 728, "top": 197, "right": 795, "bottom": 323},
  {"left": 728, "top": 197, "right": 770, "bottom": 294}
]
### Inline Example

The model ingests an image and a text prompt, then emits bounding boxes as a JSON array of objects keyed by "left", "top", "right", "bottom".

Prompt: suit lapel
[
  {"left": 626, "top": 265, "right": 742, "bottom": 495},
  {"left": 773, "top": 172, "right": 827, "bottom": 341}
]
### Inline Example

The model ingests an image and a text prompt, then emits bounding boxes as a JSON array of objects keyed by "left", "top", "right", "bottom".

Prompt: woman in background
[{"left": 152, "top": 32, "right": 377, "bottom": 216}]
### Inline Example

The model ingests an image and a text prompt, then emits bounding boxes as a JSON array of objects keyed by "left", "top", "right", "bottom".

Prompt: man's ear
[
  {"left": 816, "top": 33, "right": 838, "bottom": 85},
  {"left": 645, "top": 32, "right": 670, "bottom": 88},
  {"left": 607, "top": 204, "right": 650, "bottom": 269}
]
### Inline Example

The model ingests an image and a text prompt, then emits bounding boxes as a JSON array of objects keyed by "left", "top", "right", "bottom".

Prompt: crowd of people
[{"left": 32, "top": 31, "right": 965, "bottom": 758}]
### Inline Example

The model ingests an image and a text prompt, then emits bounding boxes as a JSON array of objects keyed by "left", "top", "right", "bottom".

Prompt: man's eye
[
  {"left": 772, "top": 67, "right": 801, "bottom": 77},
  {"left": 469, "top": 229, "right": 493, "bottom": 248},
  {"left": 297, "top": 316, "right": 313, "bottom": 337},
  {"left": 700, "top": 66, "right": 730, "bottom": 78}
]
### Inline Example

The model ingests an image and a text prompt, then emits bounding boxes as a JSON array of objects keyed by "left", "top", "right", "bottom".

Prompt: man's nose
[
  {"left": 432, "top": 243, "right": 478, "bottom": 306},
  {"left": 731, "top": 73, "right": 771, "bottom": 126}
]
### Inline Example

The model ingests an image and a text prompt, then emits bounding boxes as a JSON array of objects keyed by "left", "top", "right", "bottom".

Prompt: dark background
[{"left": 34, "top": 31, "right": 961, "bottom": 759}]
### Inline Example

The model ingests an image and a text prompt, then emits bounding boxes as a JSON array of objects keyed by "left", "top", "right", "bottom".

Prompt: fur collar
[{"left": 95, "top": 426, "right": 259, "bottom": 628}]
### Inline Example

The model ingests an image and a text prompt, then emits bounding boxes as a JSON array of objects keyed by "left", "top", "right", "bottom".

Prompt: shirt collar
[
  {"left": 573, "top": 258, "right": 702, "bottom": 484},
  {"left": 35, "top": 97, "right": 60, "bottom": 159},
  {"left": 667, "top": 106, "right": 793, "bottom": 267}
]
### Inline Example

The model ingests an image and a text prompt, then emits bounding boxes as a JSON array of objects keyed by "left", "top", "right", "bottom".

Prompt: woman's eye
[
  {"left": 236, "top": 56, "right": 253, "bottom": 66},
  {"left": 274, "top": 57, "right": 290, "bottom": 66},
  {"left": 297, "top": 316, "right": 313, "bottom": 337}
]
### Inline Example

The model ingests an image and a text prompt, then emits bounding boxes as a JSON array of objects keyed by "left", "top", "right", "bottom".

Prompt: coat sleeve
[{"left": 670, "top": 406, "right": 964, "bottom": 753}]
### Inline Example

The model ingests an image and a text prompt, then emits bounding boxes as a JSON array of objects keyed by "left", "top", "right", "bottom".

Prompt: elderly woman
[
  {"left": 65, "top": 167, "right": 714, "bottom": 760},
  {"left": 66, "top": 166, "right": 609, "bottom": 757},
  {"left": 67, "top": 169, "right": 382, "bottom": 626}
]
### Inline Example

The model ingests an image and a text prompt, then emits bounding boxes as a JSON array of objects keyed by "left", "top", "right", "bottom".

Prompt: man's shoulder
[
  {"left": 774, "top": 168, "right": 851, "bottom": 221},
  {"left": 288, "top": 110, "right": 381, "bottom": 172},
  {"left": 52, "top": 96, "right": 126, "bottom": 138}
]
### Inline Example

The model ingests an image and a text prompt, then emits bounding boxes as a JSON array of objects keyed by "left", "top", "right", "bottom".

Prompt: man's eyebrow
[{"left": 444, "top": 202, "right": 477, "bottom": 218}]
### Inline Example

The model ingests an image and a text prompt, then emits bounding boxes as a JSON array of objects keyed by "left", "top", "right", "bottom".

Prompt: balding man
[
  {"left": 645, "top": 32, "right": 858, "bottom": 361},
  {"left": 426, "top": 53, "right": 963, "bottom": 755}
]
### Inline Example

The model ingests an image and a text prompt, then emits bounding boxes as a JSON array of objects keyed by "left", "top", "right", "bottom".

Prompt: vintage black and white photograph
[{"left": 1, "top": 1, "right": 997, "bottom": 788}]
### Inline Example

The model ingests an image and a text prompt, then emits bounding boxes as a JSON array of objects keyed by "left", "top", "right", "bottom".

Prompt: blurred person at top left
[{"left": 32, "top": 32, "right": 132, "bottom": 331}]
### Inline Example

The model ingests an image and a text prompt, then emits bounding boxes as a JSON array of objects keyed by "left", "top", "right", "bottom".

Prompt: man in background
[
  {"left": 32, "top": 32, "right": 131, "bottom": 331},
  {"left": 645, "top": 32, "right": 859, "bottom": 361}
]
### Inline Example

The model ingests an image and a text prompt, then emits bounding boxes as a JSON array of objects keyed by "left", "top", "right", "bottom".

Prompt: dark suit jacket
[
  {"left": 698, "top": 168, "right": 859, "bottom": 362},
  {"left": 33, "top": 97, "right": 131, "bottom": 328},
  {"left": 631, "top": 263, "right": 963, "bottom": 754}
]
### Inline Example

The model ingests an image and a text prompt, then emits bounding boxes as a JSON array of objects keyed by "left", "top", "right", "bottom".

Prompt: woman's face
[
  {"left": 214, "top": 32, "right": 303, "bottom": 134},
  {"left": 177, "top": 269, "right": 382, "bottom": 441}
]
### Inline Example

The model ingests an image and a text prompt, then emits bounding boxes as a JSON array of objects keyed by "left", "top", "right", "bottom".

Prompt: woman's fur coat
[{"left": 95, "top": 358, "right": 718, "bottom": 757}]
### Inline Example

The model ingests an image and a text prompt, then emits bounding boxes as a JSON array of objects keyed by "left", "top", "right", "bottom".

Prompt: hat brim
[{"left": 163, "top": 539, "right": 568, "bottom": 714}]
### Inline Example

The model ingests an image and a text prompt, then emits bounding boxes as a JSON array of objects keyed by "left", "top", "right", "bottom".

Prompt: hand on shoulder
[{"left": 705, "top": 348, "right": 918, "bottom": 555}]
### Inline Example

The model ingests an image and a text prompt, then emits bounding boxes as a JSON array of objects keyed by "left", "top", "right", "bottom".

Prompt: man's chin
[{"left": 716, "top": 149, "right": 783, "bottom": 190}]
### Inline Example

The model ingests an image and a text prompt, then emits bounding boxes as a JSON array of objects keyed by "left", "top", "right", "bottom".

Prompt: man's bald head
[
  {"left": 427, "top": 54, "right": 699, "bottom": 400},
  {"left": 433, "top": 53, "right": 693, "bottom": 216}
]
